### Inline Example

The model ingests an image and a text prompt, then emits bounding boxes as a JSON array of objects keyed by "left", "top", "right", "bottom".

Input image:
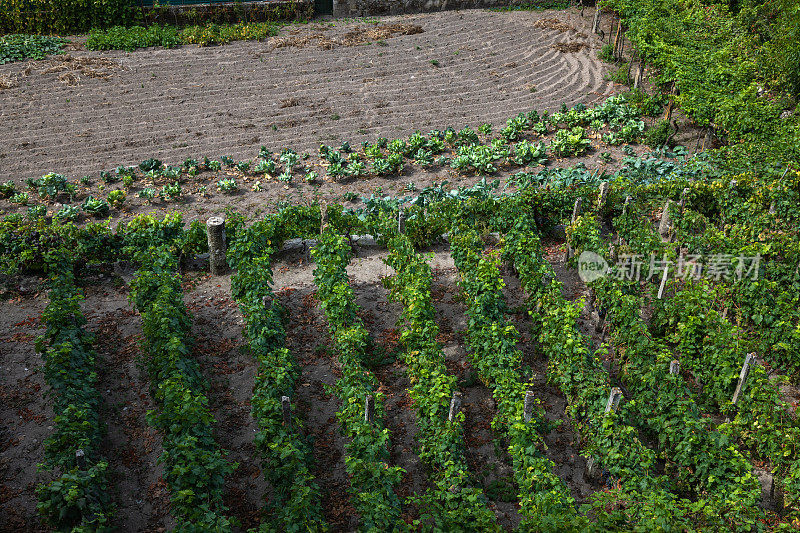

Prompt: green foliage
[
  {"left": 107, "top": 189, "right": 126, "bottom": 208},
  {"left": 644, "top": 119, "right": 672, "bottom": 148},
  {"left": 604, "top": 0, "right": 800, "bottom": 168},
  {"left": 86, "top": 24, "right": 179, "bottom": 51},
  {"left": 35, "top": 261, "right": 111, "bottom": 530},
  {"left": 385, "top": 236, "right": 499, "bottom": 530},
  {"left": 605, "top": 63, "right": 632, "bottom": 85},
  {"left": 311, "top": 233, "right": 405, "bottom": 530},
  {"left": 550, "top": 127, "right": 591, "bottom": 157},
  {"left": 179, "top": 22, "right": 278, "bottom": 47},
  {"left": 129, "top": 248, "right": 234, "bottom": 529},
  {"left": 0, "top": 34, "right": 67, "bottom": 64},
  {"left": 228, "top": 221, "right": 326, "bottom": 530},
  {"left": 217, "top": 178, "right": 238, "bottom": 194},
  {"left": 597, "top": 43, "right": 615, "bottom": 62},
  {"left": 450, "top": 230, "right": 583, "bottom": 531},
  {"left": 81, "top": 196, "right": 110, "bottom": 218},
  {"left": 86, "top": 22, "right": 279, "bottom": 51},
  {"left": 0, "top": 0, "right": 132, "bottom": 35}
]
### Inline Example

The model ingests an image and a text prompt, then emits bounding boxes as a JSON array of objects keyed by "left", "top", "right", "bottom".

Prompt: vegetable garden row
[{"left": 12, "top": 156, "right": 798, "bottom": 530}]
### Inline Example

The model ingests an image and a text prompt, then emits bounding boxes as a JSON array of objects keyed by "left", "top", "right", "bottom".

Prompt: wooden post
[
  {"left": 664, "top": 83, "right": 677, "bottom": 122},
  {"left": 769, "top": 201, "right": 776, "bottom": 215},
  {"left": 448, "top": 391, "right": 463, "bottom": 422},
  {"left": 76, "top": 449, "right": 86, "bottom": 469},
  {"left": 679, "top": 188, "right": 690, "bottom": 214},
  {"left": 282, "top": 396, "right": 292, "bottom": 428},
  {"left": 597, "top": 182, "right": 609, "bottom": 211},
  {"left": 524, "top": 390, "right": 536, "bottom": 423},
  {"left": 633, "top": 60, "right": 644, "bottom": 89},
  {"left": 365, "top": 394, "right": 375, "bottom": 424},
  {"left": 669, "top": 360, "right": 680, "bottom": 375},
  {"left": 566, "top": 197, "right": 583, "bottom": 261},
  {"left": 206, "top": 216, "right": 227, "bottom": 276},
  {"left": 611, "top": 19, "right": 622, "bottom": 60},
  {"left": 604, "top": 387, "right": 622, "bottom": 414},
  {"left": 398, "top": 209, "right": 405, "bottom": 234},
  {"left": 609, "top": 242, "right": 617, "bottom": 263},
  {"left": 592, "top": 7, "right": 602, "bottom": 34},
  {"left": 571, "top": 197, "right": 583, "bottom": 222},
  {"left": 658, "top": 200, "right": 674, "bottom": 239},
  {"left": 320, "top": 201, "right": 328, "bottom": 235},
  {"left": 732, "top": 353, "right": 755, "bottom": 405},
  {"left": 657, "top": 264, "right": 670, "bottom": 299},
  {"left": 586, "top": 457, "right": 598, "bottom": 480}
]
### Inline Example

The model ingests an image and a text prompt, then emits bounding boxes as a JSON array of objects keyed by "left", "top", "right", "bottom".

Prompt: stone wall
[{"left": 332, "top": 0, "right": 543, "bottom": 18}]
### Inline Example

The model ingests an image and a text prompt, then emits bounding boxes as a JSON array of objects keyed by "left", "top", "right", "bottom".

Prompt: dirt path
[{"left": 0, "top": 8, "right": 613, "bottom": 183}]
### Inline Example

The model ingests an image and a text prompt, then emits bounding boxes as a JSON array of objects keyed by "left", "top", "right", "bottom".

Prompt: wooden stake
[
  {"left": 282, "top": 396, "right": 292, "bottom": 428},
  {"left": 658, "top": 200, "right": 674, "bottom": 239},
  {"left": 448, "top": 391, "right": 463, "bottom": 422},
  {"left": 365, "top": 394, "right": 375, "bottom": 424},
  {"left": 604, "top": 387, "right": 623, "bottom": 414},
  {"left": 320, "top": 201, "right": 328, "bottom": 235},
  {"left": 524, "top": 390, "right": 536, "bottom": 423},
  {"left": 206, "top": 216, "right": 228, "bottom": 276},
  {"left": 669, "top": 360, "right": 680, "bottom": 375},
  {"left": 633, "top": 60, "right": 644, "bottom": 89},
  {"left": 657, "top": 264, "right": 669, "bottom": 299},
  {"left": 611, "top": 20, "right": 621, "bottom": 60},
  {"left": 679, "top": 187, "right": 690, "bottom": 214},
  {"left": 398, "top": 209, "right": 405, "bottom": 235},
  {"left": 572, "top": 197, "right": 583, "bottom": 223},
  {"left": 597, "top": 182, "right": 609, "bottom": 211},
  {"left": 76, "top": 449, "right": 86, "bottom": 469},
  {"left": 732, "top": 353, "right": 755, "bottom": 405},
  {"left": 592, "top": 7, "right": 602, "bottom": 34}
]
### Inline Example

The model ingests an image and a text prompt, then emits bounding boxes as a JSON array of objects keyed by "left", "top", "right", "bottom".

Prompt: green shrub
[
  {"left": 87, "top": 25, "right": 180, "bottom": 52},
  {"left": 644, "top": 119, "right": 672, "bottom": 148},
  {"left": 597, "top": 43, "right": 615, "bottom": 62},
  {"left": 179, "top": 22, "right": 278, "bottom": 46},
  {"left": 0, "top": 0, "right": 132, "bottom": 34},
  {"left": 0, "top": 34, "right": 67, "bottom": 64},
  {"left": 605, "top": 63, "right": 632, "bottom": 85}
]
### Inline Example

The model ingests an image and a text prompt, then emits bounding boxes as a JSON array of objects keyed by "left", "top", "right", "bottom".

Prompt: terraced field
[{"left": 0, "top": 8, "right": 614, "bottom": 183}]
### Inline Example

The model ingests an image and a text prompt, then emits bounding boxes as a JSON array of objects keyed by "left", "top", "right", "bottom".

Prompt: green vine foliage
[
  {"left": 129, "top": 247, "right": 235, "bottom": 530},
  {"left": 35, "top": 256, "right": 112, "bottom": 531},
  {"left": 602, "top": 0, "right": 800, "bottom": 169},
  {"left": 228, "top": 219, "right": 326, "bottom": 531},
  {"left": 311, "top": 233, "right": 405, "bottom": 531},
  {"left": 385, "top": 235, "right": 499, "bottom": 531},
  {"left": 450, "top": 229, "right": 583, "bottom": 532}
]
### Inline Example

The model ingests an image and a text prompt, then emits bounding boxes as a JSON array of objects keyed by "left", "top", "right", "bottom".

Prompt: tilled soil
[{"left": 0, "top": 8, "right": 614, "bottom": 185}]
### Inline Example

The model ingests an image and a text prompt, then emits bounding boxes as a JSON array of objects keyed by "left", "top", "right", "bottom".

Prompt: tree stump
[{"left": 206, "top": 216, "right": 227, "bottom": 276}]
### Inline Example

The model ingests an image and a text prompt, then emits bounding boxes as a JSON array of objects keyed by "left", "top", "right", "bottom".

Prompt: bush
[
  {"left": 86, "top": 25, "right": 180, "bottom": 52},
  {"left": 0, "top": 0, "right": 132, "bottom": 35},
  {"left": 644, "top": 119, "right": 672, "bottom": 148},
  {"left": 0, "top": 34, "right": 67, "bottom": 64},
  {"left": 86, "top": 22, "right": 279, "bottom": 51}
]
